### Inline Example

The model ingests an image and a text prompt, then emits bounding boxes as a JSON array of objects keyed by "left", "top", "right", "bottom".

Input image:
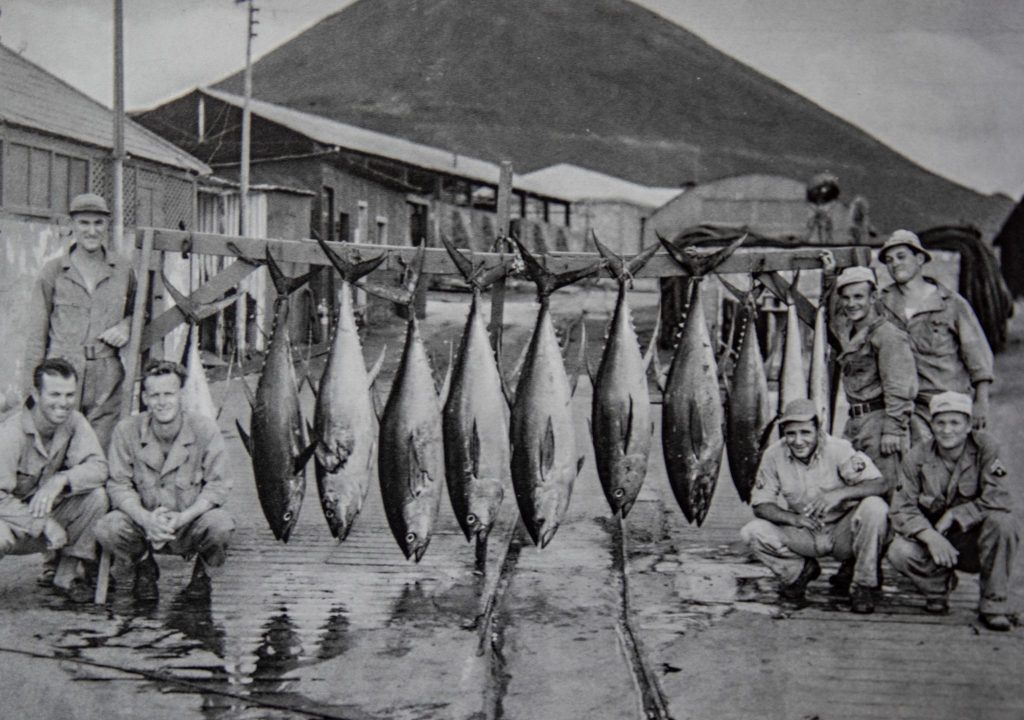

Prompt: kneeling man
[
  {"left": 96, "top": 361, "right": 234, "bottom": 602},
  {"left": 741, "top": 399, "right": 890, "bottom": 613},
  {"left": 888, "top": 391, "right": 1019, "bottom": 631},
  {"left": 0, "top": 359, "right": 108, "bottom": 601}
]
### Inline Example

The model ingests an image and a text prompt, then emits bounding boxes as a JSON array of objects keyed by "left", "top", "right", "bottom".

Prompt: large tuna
[
  {"left": 378, "top": 249, "right": 446, "bottom": 562},
  {"left": 236, "top": 251, "right": 319, "bottom": 542},
  {"left": 310, "top": 236, "right": 389, "bottom": 541},
  {"left": 440, "top": 236, "right": 512, "bottom": 543},
  {"left": 779, "top": 281, "right": 808, "bottom": 414},
  {"left": 589, "top": 237, "right": 660, "bottom": 518},
  {"left": 721, "top": 278, "right": 772, "bottom": 504},
  {"left": 509, "top": 239, "right": 600, "bottom": 548},
  {"left": 808, "top": 300, "right": 831, "bottom": 432},
  {"left": 658, "top": 234, "right": 746, "bottom": 525}
]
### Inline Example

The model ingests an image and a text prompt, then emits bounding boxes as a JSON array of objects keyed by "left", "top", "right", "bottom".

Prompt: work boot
[
  {"left": 133, "top": 552, "right": 160, "bottom": 603},
  {"left": 780, "top": 558, "right": 821, "bottom": 601},
  {"left": 183, "top": 558, "right": 212, "bottom": 602},
  {"left": 924, "top": 596, "right": 949, "bottom": 615},
  {"left": 828, "top": 559, "right": 854, "bottom": 596},
  {"left": 849, "top": 584, "right": 876, "bottom": 614},
  {"left": 979, "top": 613, "right": 1012, "bottom": 632},
  {"left": 36, "top": 553, "right": 58, "bottom": 588},
  {"left": 64, "top": 576, "right": 95, "bottom": 604}
]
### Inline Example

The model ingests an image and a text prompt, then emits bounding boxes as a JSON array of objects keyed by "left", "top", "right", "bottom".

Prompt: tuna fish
[
  {"left": 310, "top": 235, "right": 388, "bottom": 541},
  {"left": 509, "top": 239, "right": 601, "bottom": 548},
  {"left": 808, "top": 300, "right": 831, "bottom": 433},
  {"left": 440, "top": 235, "right": 512, "bottom": 542},
  {"left": 658, "top": 233, "right": 746, "bottom": 525},
  {"left": 779, "top": 279, "right": 808, "bottom": 416},
  {"left": 721, "top": 278, "right": 772, "bottom": 504},
  {"left": 235, "top": 251, "right": 319, "bottom": 542},
  {"left": 589, "top": 237, "right": 660, "bottom": 518},
  {"left": 378, "top": 248, "right": 446, "bottom": 562}
]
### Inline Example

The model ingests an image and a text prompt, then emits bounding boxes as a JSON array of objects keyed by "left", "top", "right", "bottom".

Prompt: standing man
[
  {"left": 888, "top": 392, "right": 1018, "bottom": 631},
  {"left": 95, "top": 361, "right": 234, "bottom": 603},
  {"left": 0, "top": 359, "right": 109, "bottom": 602},
  {"left": 24, "top": 193, "right": 135, "bottom": 449},
  {"left": 740, "top": 399, "right": 890, "bottom": 613},
  {"left": 877, "top": 230, "right": 993, "bottom": 443}
]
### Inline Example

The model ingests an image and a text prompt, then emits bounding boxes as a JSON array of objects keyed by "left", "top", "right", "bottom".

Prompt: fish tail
[{"left": 512, "top": 235, "right": 601, "bottom": 299}]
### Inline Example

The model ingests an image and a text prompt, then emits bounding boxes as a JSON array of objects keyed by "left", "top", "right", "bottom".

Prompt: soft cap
[
  {"left": 780, "top": 398, "right": 818, "bottom": 425},
  {"left": 929, "top": 391, "right": 973, "bottom": 418},
  {"left": 835, "top": 265, "right": 877, "bottom": 292},
  {"left": 69, "top": 193, "right": 110, "bottom": 216}
]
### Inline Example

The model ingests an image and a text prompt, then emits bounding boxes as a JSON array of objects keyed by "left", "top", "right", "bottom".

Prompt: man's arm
[
  {"left": 953, "top": 296, "right": 994, "bottom": 428},
  {"left": 753, "top": 502, "right": 823, "bottom": 532},
  {"left": 61, "top": 414, "right": 108, "bottom": 494},
  {"left": 944, "top": 434, "right": 1013, "bottom": 532},
  {"left": 889, "top": 453, "right": 959, "bottom": 566},
  {"left": 876, "top": 325, "right": 918, "bottom": 440},
  {"left": 0, "top": 418, "right": 32, "bottom": 518},
  {"left": 168, "top": 420, "right": 230, "bottom": 531},
  {"left": 106, "top": 420, "right": 172, "bottom": 542},
  {"left": 804, "top": 450, "right": 886, "bottom": 517}
]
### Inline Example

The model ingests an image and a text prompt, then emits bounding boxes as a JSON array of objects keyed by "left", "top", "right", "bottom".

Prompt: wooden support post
[
  {"left": 120, "top": 228, "right": 154, "bottom": 418},
  {"left": 93, "top": 549, "right": 112, "bottom": 604},
  {"left": 488, "top": 161, "right": 514, "bottom": 354}
]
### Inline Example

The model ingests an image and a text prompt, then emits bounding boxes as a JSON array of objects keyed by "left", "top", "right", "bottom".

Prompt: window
[
  {"left": 337, "top": 211, "right": 350, "bottom": 242},
  {"left": 355, "top": 200, "right": 368, "bottom": 243},
  {"left": 376, "top": 216, "right": 388, "bottom": 245},
  {"left": 1, "top": 140, "right": 90, "bottom": 215}
]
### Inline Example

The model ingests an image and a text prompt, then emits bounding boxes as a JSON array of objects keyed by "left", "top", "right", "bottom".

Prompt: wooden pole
[
  {"left": 235, "top": 0, "right": 257, "bottom": 361},
  {"left": 111, "top": 0, "right": 125, "bottom": 254},
  {"left": 487, "top": 161, "right": 513, "bottom": 354},
  {"left": 120, "top": 228, "right": 154, "bottom": 418}
]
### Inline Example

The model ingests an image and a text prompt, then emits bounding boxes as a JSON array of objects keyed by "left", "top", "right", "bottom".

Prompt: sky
[{"left": 2, "top": 0, "right": 1022, "bottom": 198}]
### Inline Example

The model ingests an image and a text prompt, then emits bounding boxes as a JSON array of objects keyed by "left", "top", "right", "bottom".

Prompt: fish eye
[
  {"left": 466, "top": 513, "right": 477, "bottom": 525},
  {"left": 283, "top": 511, "right": 293, "bottom": 522},
  {"left": 324, "top": 508, "right": 334, "bottom": 518},
  {"left": 613, "top": 489, "right": 624, "bottom": 498},
  {"left": 405, "top": 532, "right": 417, "bottom": 543}
]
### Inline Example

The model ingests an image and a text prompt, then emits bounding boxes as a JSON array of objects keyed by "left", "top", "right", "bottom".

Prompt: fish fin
[
  {"left": 239, "top": 377, "right": 256, "bottom": 408},
  {"left": 505, "top": 339, "right": 530, "bottom": 389},
  {"left": 622, "top": 396, "right": 635, "bottom": 455},
  {"left": 234, "top": 420, "right": 252, "bottom": 456},
  {"left": 586, "top": 417, "right": 593, "bottom": 439},
  {"left": 367, "top": 345, "right": 387, "bottom": 389},
  {"left": 658, "top": 232, "right": 747, "bottom": 276},
  {"left": 625, "top": 241, "right": 661, "bottom": 278},
  {"left": 470, "top": 420, "right": 481, "bottom": 478},
  {"left": 294, "top": 437, "right": 319, "bottom": 475},
  {"left": 577, "top": 456, "right": 585, "bottom": 475},
  {"left": 440, "top": 232, "right": 476, "bottom": 282},
  {"left": 642, "top": 311, "right": 661, "bottom": 373},
  {"left": 540, "top": 417, "right": 556, "bottom": 481},
  {"left": 592, "top": 231, "right": 625, "bottom": 279},
  {"left": 688, "top": 398, "right": 705, "bottom": 453},
  {"left": 265, "top": 248, "right": 322, "bottom": 296},
  {"left": 215, "top": 353, "right": 235, "bottom": 421},
  {"left": 371, "top": 390, "right": 384, "bottom": 423},
  {"left": 512, "top": 235, "right": 601, "bottom": 298},
  {"left": 476, "top": 261, "right": 510, "bottom": 289},
  {"left": 438, "top": 341, "right": 453, "bottom": 404},
  {"left": 500, "top": 372, "right": 514, "bottom": 409},
  {"left": 408, "top": 436, "right": 431, "bottom": 497},
  {"left": 650, "top": 344, "right": 667, "bottom": 393},
  {"left": 304, "top": 372, "right": 319, "bottom": 396},
  {"left": 585, "top": 354, "right": 597, "bottom": 390},
  {"left": 314, "top": 233, "right": 387, "bottom": 284},
  {"left": 363, "top": 245, "right": 426, "bottom": 306},
  {"left": 718, "top": 275, "right": 751, "bottom": 305},
  {"left": 758, "top": 270, "right": 816, "bottom": 329},
  {"left": 758, "top": 416, "right": 780, "bottom": 454},
  {"left": 160, "top": 270, "right": 202, "bottom": 323}
]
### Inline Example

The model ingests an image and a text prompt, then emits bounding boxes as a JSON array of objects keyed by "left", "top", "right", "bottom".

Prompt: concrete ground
[{"left": 1, "top": 285, "right": 1022, "bottom": 720}]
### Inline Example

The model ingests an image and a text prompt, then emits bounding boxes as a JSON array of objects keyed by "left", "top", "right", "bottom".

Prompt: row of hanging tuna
[{"left": 189, "top": 232, "right": 831, "bottom": 561}]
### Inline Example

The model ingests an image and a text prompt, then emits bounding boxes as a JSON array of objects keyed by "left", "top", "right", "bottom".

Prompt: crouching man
[
  {"left": 96, "top": 361, "right": 234, "bottom": 603},
  {"left": 887, "top": 391, "right": 1019, "bottom": 631},
  {"left": 740, "top": 399, "right": 890, "bottom": 613},
  {"left": 0, "top": 359, "right": 109, "bottom": 602}
]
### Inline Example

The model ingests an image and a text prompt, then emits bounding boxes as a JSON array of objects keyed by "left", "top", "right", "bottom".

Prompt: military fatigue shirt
[
  {"left": 752, "top": 434, "right": 882, "bottom": 523},
  {"left": 891, "top": 431, "right": 1013, "bottom": 538},
  {"left": 0, "top": 408, "right": 107, "bottom": 527},
  {"left": 107, "top": 411, "right": 230, "bottom": 513},
  {"left": 24, "top": 245, "right": 135, "bottom": 377},
  {"left": 878, "top": 279, "right": 993, "bottom": 399},
  {"left": 834, "top": 314, "right": 918, "bottom": 435}
]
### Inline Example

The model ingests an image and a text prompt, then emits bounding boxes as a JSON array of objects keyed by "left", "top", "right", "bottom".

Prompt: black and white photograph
[{"left": 0, "top": 1, "right": 1022, "bottom": 718}]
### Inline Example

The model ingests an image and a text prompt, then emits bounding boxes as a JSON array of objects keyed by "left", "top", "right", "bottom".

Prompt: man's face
[
  {"left": 143, "top": 373, "right": 183, "bottom": 425},
  {"left": 71, "top": 212, "right": 109, "bottom": 253},
  {"left": 33, "top": 373, "right": 77, "bottom": 426},
  {"left": 930, "top": 411, "right": 971, "bottom": 451},
  {"left": 782, "top": 420, "right": 818, "bottom": 461},
  {"left": 883, "top": 246, "right": 926, "bottom": 284},
  {"left": 838, "top": 281, "right": 875, "bottom": 322}
]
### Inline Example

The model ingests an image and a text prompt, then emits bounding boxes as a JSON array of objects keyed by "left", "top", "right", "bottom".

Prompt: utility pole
[
  {"left": 111, "top": 0, "right": 125, "bottom": 253},
  {"left": 235, "top": 0, "right": 258, "bottom": 360}
]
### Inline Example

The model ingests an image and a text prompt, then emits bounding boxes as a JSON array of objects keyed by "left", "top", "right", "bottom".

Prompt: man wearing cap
[
  {"left": 96, "top": 360, "right": 234, "bottom": 603},
  {"left": 740, "top": 398, "right": 890, "bottom": 613},
  {"left": 0, "top": 359, "right": 109, "bottom": 602},
  {"left": 888, "top": 391, "right": 1018, "bottom": 631},
  {"left": 24, "top": 192, "right": 135, "bottom": 450},
  {"left": 877, "top": 230, "right": 993, "bottom": 443}
]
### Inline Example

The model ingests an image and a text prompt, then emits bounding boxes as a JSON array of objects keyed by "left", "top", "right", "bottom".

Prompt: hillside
[{"left": 215, "top": 0, "right": 1011, "bottom": 234}]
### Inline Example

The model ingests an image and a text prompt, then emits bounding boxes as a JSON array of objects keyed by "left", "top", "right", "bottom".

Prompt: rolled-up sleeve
[
  {"left": 875, "top": 324, "right": 918, "bottom": 435},
  {"left": 750, "top": 446, "right": 782, "bottom": 507},
  {"left": 890, "top": 456, "right": 932, "bottom": 538},
  {"left": 106, "top": 420, "right": 141, "bottom": 511},
  {"left": 63, "top": 415, "right": 108, "bottom": 494},
  {"left": 954, "top": 296, "right": 994, "bottom": 386},
  {"left": 0, "top": 418, "right": 29, "bottom": 516},
  {"left": 196, "top": 420, "right": 230, "bottom": 508}
]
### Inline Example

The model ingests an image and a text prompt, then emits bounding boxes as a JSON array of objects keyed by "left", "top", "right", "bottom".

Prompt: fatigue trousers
[
  {"left": 741, "top": 496, "right": 889, "bottom": 588},
  {"left": 94, "top": 508, "right": 235, "bottom": 573},
  {"left": 844, "top": 409, "right": 906, "bottom": 497},
  {"left": 0, "top": 487, "right": 108, "bottom": 562},
  {"left": 76, "top": 355, "right": 124, "bottom": 451},
  {"left": 888, "top": 512, "right": 1019, "bottom": 614}
]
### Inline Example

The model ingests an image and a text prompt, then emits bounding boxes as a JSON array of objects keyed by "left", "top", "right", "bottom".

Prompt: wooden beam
[
  {"left": 120, "top": 228, "right": 154, "bottom": 417},
  {"left": 146, "top": 228, "right": 871, "bottom": 278},
  {"left": 488, "top": 161, "right": 514, "bottom": 353},
  {"left": 138, "top": 256, "right": 260, "bottom": 352}
]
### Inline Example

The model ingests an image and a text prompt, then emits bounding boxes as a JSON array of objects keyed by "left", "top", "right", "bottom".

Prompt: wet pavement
[{"left": 2, "top": 286, "right": 1023, "bottom": 719}]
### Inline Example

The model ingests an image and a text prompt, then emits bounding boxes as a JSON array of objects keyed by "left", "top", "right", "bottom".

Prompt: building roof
[
  {"left": 517, "top": 163, "right": 682, "bottom": 207},
  {"left": 0, "top": 43, "right": 209, "bottom": 175},
  {"left": 202, "top": 88, "right": 564, "bottom": 198}
]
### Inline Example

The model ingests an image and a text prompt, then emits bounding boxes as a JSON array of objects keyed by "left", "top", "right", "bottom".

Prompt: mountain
[{"left": 215, "top": 0, "right": 1011, "bottom": 234}]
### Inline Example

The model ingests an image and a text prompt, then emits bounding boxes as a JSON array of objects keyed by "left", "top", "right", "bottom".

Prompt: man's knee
[
  {"left": 79, "top": 487, "right": 109, "bottom": 517},
  {"left": 94, "top": 510, "right": 133, "bottom": 548},
  {"left": 886, "top": 536, "right": 921, "bottom": 572},
  {"left": 855, "top": 496, "right": 889, "bottom": 526},
  {"left": 981, "top": 512, "right": 1019, "bottom": 541},
  {"left": 0, "top": 521, "right": 15, "bottom": 556},
  {"left": 740, "top": 519, "right": 776, "bottom": 546}
]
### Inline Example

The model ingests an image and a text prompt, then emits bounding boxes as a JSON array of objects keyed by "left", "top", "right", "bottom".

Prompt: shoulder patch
[{"left": 990, "top": 459, "right": 1007, "bottom": 478}]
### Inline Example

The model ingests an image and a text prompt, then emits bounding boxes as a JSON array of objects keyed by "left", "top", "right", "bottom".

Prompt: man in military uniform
[
  {"left": 0, "top": 359, "right": 109, "bottom": 602},
  {"left": 740, "top": 399, "right": 890, "bottom": 613},
  {"left": 888, "top": 391, "right": 1018, "bottom": 631},
  {"left": 24, "top": 193, "right": 135, "bottom": 450},
  {"left": 877, "top": 230, "right": 993, "bottom": 443},
  {"left": 95, "top": 361, "right": 234, "bottom": 603}
]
